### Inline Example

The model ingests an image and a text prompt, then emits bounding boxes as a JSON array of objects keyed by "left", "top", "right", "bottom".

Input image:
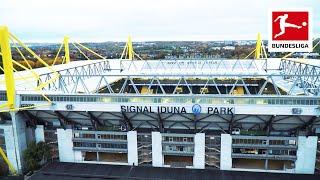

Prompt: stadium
[{"left": 0, "top": 26, "right": 319, "bottom": 177}]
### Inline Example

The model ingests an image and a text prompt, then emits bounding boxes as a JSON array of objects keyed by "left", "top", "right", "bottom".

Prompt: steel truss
[
  {"left": 55, "top": 74, "right": 315, "bottom": 95},
  {"left": 27, "top": 110, "right": 320, "bottom": 136},
  {"left": 120, "top": 59, "right": 267, "bottom": 74},
  {"left": 280, "top": 59, "right": 320, "bottom": 95},
  {"left": 37, "top": 60, "right": 110, "bottom": 91},
  {"left": 39, "top": 59, "right": 320, "bottom": 96}
]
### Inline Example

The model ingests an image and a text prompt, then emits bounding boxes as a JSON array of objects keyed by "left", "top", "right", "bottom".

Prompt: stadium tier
[{"left": 0, "top": 58, "right": 320, "bottom": 175}]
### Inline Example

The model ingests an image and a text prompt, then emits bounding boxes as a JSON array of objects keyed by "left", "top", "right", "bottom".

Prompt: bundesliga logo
[{"left": 268, "top": 9, "right": 312, "bottom": 52}]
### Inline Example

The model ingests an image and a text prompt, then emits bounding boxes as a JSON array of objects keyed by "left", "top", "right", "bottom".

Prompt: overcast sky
[{"left": 0, "top": 0, "right": 319, "bottom": 42}]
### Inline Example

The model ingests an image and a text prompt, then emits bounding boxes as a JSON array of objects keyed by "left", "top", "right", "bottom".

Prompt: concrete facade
[
  {"left": 0, "top": 123, "right": 19, "bottom": 173},
  {"left": 127, "top": 131, "right": 138, "bottom": 166},
  {"left": 10, "top": 112, "right": 27, "bottom": 173},
  {"left": 152, "top": 131, "right": 163, "bottom": 167},
  {"left": 57, "top": 128, "right": 74, "bottom": 162},
  {"left": 35, "top": 125, "right": 45, "bottom": 143},
  {"left": 193, "top": 133, "right": 205, "bottom": 169},
  {"left": 220, "top": 134, "right": 232, "bottom": 170},
  {"left": 295, "top": 136, "right": 318, "bottom": 174}
]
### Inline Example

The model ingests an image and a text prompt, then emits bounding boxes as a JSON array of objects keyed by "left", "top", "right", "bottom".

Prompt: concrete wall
[
  {"left": 295, "top": 136, "right": 318, "bottom": 174},
  {"left": 193, "top": 133, "right": 205, "bottom": 169},
  {"left": 220, "top": 134, "right": 232, "bottom": 170},
  {"left": 25, "top": 127, "right": 35, "bottom": 144},
  {"left": 0, "top": 123, "right": 20, "bottom": 173},
  {"left": 152, "top": 132, "right": 163, "bottom": 167},
  {"left": 127, "top": 131, "right": 138, "bottom": 166},
  {"left": 57, "top": 128, "right": 75, "bottom": 162},
  {"left": 22, "top": 100, "right": 319, "bottom": 116},
  {"left": 35, "top": 125, "right": 45, "bottom": 143},
  {"left": 10, "top": 112, "right": 27, "bottom": 173},
  {"left": 74, "top": 151, "right": 83, "bottom": 162}
]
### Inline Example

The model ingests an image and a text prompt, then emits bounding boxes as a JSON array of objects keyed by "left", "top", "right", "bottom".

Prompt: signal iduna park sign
[
  {"left": 268, "top": 8, "right": 313, "bottom": 52},
  {"left": 120, "top": 104, "right": 235, "bottom": 115}
]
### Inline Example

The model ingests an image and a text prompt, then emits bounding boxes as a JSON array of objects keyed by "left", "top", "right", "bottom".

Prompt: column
[
  {"left": 35, "top": 125, "right": 45, "bottom": 143},
  {"left": 57, "top": 128, "right": 74, "bottom": 162},
  {"left": 10, "top": 112, "right": 27, "bottom": 173},
  {"left": 74, "top": 151, "right": 83, "bottom": 162},
  {"left": 152, "top": 131, "right": 163, "bottom": 167},
  {"left": 193, "top": 133, "right": 205, "bottom": 169},
  {"left": 0, "top": 123, "right": 19, "bottom": 173},
  {"left": 295, "top": 136, "right": 318, "bottom": 174},
  {"left": 220, "top": 134, "right": 232, "bottom": 170},
  {"left": 127, "top": 131, "right": 138, "bottom": 166}
]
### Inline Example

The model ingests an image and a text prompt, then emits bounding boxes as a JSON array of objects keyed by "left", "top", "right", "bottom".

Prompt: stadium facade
[{"left": 0, "top": 28, "right": 319, "bottom": 175}]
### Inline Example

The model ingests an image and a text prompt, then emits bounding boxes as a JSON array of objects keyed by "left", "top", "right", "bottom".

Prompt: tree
[{"left": 23, "top": 141, "right": 51, "bottom": 172}]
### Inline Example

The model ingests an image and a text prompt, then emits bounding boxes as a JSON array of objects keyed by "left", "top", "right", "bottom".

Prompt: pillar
[
  {"left": 220, "top": 134, "right": 232, "bottom": 170},
  {"left": 193, "top": 133, "right": 205, "bottom": 169},
  {"left": 0, "top": 123, "right": 19, "bottom": 173},
  {"left": 127, "top": 131, "right": 138, "bottom": 166},
  {"left": 35, "top": 125, "right": 45, "bottom": 143},
  {"left": 295, "top": 136, "right": 318, "bottom": 174},
  {"left": 10, "top": 112, "right": 27, "bottom": 173},
  {"left": 57, "top": 128, "right": 74, "bottom": 162},
  {"left": 152, "top": 131, "right": 163, "bottom": 167}
]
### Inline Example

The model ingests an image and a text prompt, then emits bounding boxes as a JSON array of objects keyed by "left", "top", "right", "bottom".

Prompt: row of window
[
  {"left": 232, "top": 148, "right": 296, "bottom": 156},
  {"left": 163, "top": 145, "right": 194, "bottom": 153},
  {"left": 232, "top": 139, "right": 296, "bottom": 146},
  {"left": 20, "top": 95, "right": 320, "bottom": 105},
  {"left": 73, "top": 142, "right": 127, "bottom": 149},
  {"left": 74, "top": 133, "right": 127, "bottom": 140},
  {"left": 162, "top": 136, "right": 194, "bottom": 143}
]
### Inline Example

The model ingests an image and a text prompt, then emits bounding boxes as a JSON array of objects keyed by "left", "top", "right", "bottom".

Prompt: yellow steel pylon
[
  {"left": 120, "top": 35, "right": 136, "bottom": 60},
  {"left": 255, "top": 32, "right": 262, "bottom": 59},
  {"left": 0, "top": 147, "right": 17, "bottom": 175},
  {"left": 127, "top": 35, "right": 134, "bottom": 60},
  {"left": 0, "top": 26, "right": 15, "bottom": 109},
  {"left": 0, "top": 26, "right": 17, "bottom": 175},
  {"left": 63, "top": 36, "right": 70, "bottom": 64}
]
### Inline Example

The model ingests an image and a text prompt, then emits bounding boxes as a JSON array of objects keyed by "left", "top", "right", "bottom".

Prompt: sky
[{"left": 0, "top": 0, "right": 319, "bottom": 42}]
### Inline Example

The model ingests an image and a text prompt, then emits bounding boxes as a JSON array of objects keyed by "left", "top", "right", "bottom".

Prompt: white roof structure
[{"left": 0, "top": 58, "right": 319, "bottom": 96}]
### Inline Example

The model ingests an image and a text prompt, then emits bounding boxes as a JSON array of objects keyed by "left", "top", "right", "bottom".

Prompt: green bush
[{"left": 23, "top": 141, "right": 51, "bottom": 172}]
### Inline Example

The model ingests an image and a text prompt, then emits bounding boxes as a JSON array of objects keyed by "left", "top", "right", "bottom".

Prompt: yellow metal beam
[
  {"left": 255, "top": 32, "right": 262, "bottom": 59},
  {"left": 0, "top": 147, "right": 17, "bottom": 175},
  {"left": 127, "top": 35, "right": 133, "bottom": 60},
  {"left": 72, "top": 42, "right": 90, "bottom": 60},
  {"left": 0, "top": 26, "right": 15, "bottom": 109},
  {"left": 63, "top": 36, "right": 70, "bottom": 64},
  {"left": 75, "top": 42, "right": 106, "bottom": 59},
  {"left": 52, "top": 43, "right": 63, "bottom": 66}
]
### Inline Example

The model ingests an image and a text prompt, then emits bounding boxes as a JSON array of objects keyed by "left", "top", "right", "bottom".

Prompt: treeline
[{"left": 0, "top": 57, "right": 64, "bottom": 74}]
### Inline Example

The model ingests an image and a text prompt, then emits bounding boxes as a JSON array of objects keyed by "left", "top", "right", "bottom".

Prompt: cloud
[{"left": 0, "top": 0, "right": 318, "bottom": 42}]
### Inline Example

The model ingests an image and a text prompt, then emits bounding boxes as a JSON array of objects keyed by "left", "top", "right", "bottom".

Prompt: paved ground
[{"left": 29, "top": 162, "right": 320, "bottom": 180}]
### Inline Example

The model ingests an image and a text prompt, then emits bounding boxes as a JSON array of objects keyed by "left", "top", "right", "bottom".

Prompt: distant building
[{"left": 222, "top": 46, "right": 235, "bottom": 50}]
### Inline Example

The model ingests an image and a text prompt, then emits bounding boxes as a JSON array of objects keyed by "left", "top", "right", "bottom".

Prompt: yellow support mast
[
  {"left": 0, "top": 26, "right": 15, "bottom": 109},
  {"left": 0, "top": 147, "right": 16, "bottom": 175},
  {"left": 255, "top": 32, "right": 262, "bottom": 59},
  {"left": 0, "top": 26, "right": 17, "bottom": 175},
  {"left": 127, "top": 35, "right": 134, "bottom": 60},
  {"left": 63, "top": 36, "right": 70, "bottom": 64}
]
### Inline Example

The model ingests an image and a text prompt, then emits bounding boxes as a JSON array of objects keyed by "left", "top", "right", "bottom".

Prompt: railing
[
  {"left": 232, "top": 144, "right": 297, "bottom": 150},
  {"left": 279, "top": 59, "right": 320, "bottom": 95},
  {"left": 20, "top": 94, "right": 320, "bottom": 106},
  {"left": 232, "top": 153, "right": 297, "bottom": 161}
]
